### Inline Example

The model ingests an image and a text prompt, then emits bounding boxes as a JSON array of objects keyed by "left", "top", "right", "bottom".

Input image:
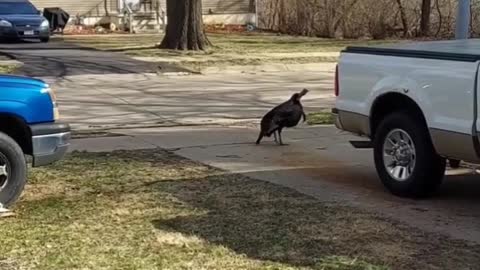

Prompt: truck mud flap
[{"left": 349, "top": 140, "right": 373, "bottom": 149}]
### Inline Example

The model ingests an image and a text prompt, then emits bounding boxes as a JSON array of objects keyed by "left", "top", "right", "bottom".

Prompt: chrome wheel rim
[
  {"left": 0, "top": 153, "right": 10, "bottom": 192},
  {"left": 383, "top": 129, "right": 416, "bottom": 182}
]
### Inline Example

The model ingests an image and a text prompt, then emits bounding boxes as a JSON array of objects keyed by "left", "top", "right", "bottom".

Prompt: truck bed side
[{"left": 336, "top": 50, "right": 480, "bottom": 162}]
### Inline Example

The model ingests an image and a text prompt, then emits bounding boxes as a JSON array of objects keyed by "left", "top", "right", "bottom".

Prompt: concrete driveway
[
  {"left": 3, "top": 39, "right": 480, "bottom": 245},
  {"left": 0, "top": 40, "right": 335, "bottom": 131}
]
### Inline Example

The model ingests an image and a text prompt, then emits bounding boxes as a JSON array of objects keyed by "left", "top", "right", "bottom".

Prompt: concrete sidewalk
[{"left": 70, "top": 125, "right": 480, "bottom": 244}]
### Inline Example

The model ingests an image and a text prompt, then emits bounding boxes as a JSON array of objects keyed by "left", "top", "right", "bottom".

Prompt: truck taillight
[{"left": 335, "top": 64, "right": 339, "bottom": 97}]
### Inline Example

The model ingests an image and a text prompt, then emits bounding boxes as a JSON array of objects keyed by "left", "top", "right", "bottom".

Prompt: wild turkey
[{"left": 256, "top": 89, "right": 309, "bottom": 145}]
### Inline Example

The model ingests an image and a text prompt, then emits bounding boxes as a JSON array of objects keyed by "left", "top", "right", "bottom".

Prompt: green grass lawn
[
  {"left": 307, "top": 111, "right": 336, "bottom": 125},
  {"left": 0, "top": 64, "right": 19, "bottom": 74},
  {"left": 0, "top": 150, "right": 479, "bottom": 269},
  {"left": 62, "top": 33, "right": 399, "bottom": 72}
]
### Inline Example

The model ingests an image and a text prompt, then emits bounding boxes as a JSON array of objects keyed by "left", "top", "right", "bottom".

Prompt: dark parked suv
[{"left": 0, "top": 0, "right": 50, "bottom": 42}]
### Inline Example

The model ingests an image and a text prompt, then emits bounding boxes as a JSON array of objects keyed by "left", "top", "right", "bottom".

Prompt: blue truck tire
[{"left": 0, "top": 132, "right": 27, "bottom": 207}]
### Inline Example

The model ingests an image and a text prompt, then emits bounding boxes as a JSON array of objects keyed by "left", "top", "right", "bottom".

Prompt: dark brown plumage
[{"left": 256, "top": 89, "right": 309, "bottom": 145}]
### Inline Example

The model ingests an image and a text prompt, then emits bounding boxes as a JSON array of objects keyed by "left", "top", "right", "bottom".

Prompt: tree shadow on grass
[{"left": 150, "top": 173, "right": 480, "bottom": 270}]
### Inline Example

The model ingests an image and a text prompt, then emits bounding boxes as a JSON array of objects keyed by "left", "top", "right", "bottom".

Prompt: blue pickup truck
[{"left": 0, "top": 74, "right": 70, "bottom": 207}]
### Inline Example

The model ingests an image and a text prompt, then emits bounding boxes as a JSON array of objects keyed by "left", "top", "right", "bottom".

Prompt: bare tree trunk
[
  {"left": 160, "top": 0, "right": 210, "bottom": 50},
  {"left": 279, "top": 0, "right": 287, "bottom": 32},
  {"left": 104, "top": 0, "right": 110, "bottom": 16},
  {"left": 396, "top": 0, "right": 409, "bottom": 37},
  {"left": 296, "top": 0, "right": 308, "bottom": 35},
  {"left": 470, "top": 1, "right": 474, "bottom": 37},
  {"left": 434, "top": 0, "right": 443, "bottom": 37},
  {"left": 420, "top": 0, "right": 432, "bottom": 36},
  {"left": 323, "top": 0, "right": 335, "bottom": 37},
  {"left": 332, "top": 0, "right": 360, "bottom": 36},
  {"left": 249, "top": 0, "right": 255, "bottom": 13}
]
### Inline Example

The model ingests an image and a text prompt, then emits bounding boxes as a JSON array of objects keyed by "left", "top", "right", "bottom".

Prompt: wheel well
[
  {"left": 0, "top": 115, "right": 32, "bottom": 155},
  {"left": 370, "top": 93, "right": 427, "bottom": 138}
]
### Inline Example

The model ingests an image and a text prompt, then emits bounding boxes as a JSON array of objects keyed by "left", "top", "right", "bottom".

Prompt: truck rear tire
[
  {"left": 0, "top": 132, "right": 27, "bottom": 207},
  {"left": 448, "top": 159, "right": 461, "bottom": 169},
  {"left": 373, "top": 112, "right": 446, "bottom": 198}
]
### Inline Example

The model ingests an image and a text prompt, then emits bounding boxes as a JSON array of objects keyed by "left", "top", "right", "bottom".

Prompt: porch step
[{"left": 120, "top": 12, "right": 164, "bottom": 32}]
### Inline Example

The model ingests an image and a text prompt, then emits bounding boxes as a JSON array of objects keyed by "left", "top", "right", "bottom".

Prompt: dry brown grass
[
  {"left": 0, "top": 64, "right": 19, "bottom": 74},
  {"left": 307, "top": 111, "right": 336, "bottom": 125},
  {"left": 0, "top": 149, "right": 478, "bottom": 269},
  {"left": 62, "top": 33, "right": 399, "bottom": 71}
]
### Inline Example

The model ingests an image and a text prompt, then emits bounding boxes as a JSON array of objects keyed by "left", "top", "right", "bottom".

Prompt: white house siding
[{"left": 31, "top": 0, "right": 255, "bottom": 26}]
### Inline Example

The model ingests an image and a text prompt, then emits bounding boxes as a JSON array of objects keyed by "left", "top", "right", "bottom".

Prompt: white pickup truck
[{"left": 334, "top": 39, "right": 480, "bottom": 198}]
